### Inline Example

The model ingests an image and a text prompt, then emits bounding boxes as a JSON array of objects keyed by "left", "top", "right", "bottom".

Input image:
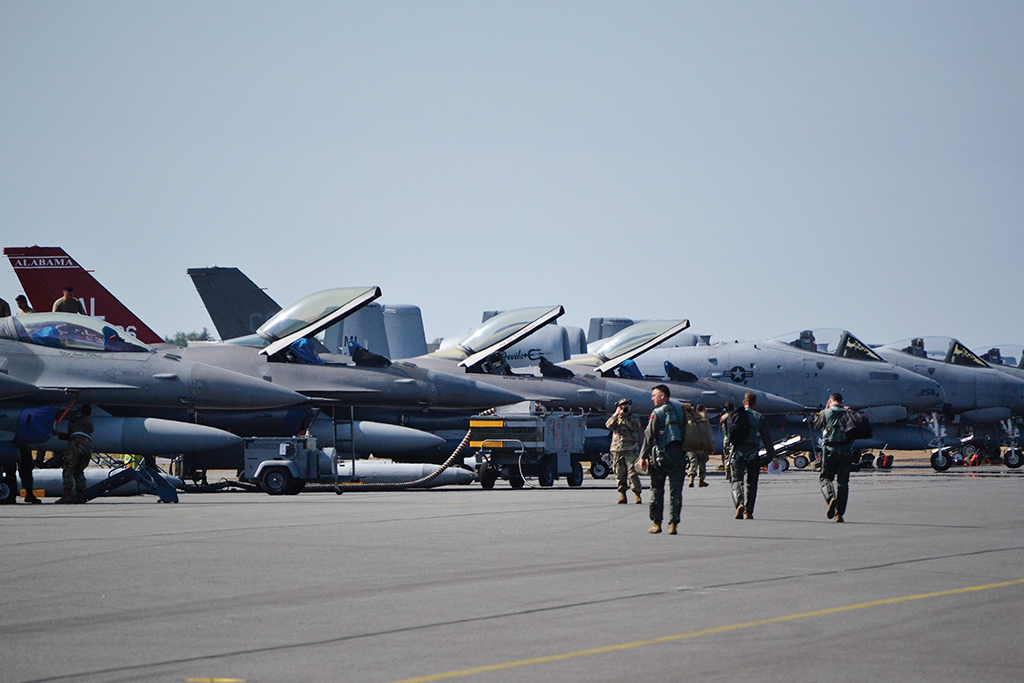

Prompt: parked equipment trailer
[{"left": 466, "top": 407, "right": 587, "bottom": 489}]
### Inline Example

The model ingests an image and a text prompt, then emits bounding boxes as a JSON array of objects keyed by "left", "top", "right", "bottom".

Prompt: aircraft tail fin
[
  {"left": 187, "top": 267, "right": 281, "bottom": 340},
  {"left": 3, "top": 246, "right": 164, "bottom": 344}
]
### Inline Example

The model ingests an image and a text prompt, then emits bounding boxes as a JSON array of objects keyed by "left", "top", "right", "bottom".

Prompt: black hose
[{"left": 331, "top": 427, "right": 474, "bottom": 493}]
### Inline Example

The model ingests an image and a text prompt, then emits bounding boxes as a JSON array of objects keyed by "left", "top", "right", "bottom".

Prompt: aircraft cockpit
[
  {"left": 247, "top": 286, "right": 382, "bottom": 364},
  {"left": 574, "top": 320, "right": 691, "bottom": 377},
  {"left": 770, "top": 329, "right": 885, "bottom": 362},
  {"left": 430, "top": 306, "right": 564, "bottom": 373},
  {"left": 0, "top": 313, "right": 152, "bottom": 353},
  {"left": 882, "top": 337, "right": 990, "bottom": 368},
  {"left": 978, "top": 345, "right": 1024, "bottom": 370}
]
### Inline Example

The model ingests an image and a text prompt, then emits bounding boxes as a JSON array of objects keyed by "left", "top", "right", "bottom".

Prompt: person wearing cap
[
  {"left": 52, "top": 286, "right": 86, "bottom": 315},
  {"left": 15, "top": 295, "right": 34, "bottom": 314},
  {"left": 606, "top": 398, "right": 642, "bottom": 504}
]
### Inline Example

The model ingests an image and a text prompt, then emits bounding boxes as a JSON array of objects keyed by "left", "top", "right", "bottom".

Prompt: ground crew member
[
  {"left": 57, "top": 405, "right": 93, "bottom": 504},
  {"left": 15, "top": 295, "right": 35, "bottom": 314},
  {"left": 686, "top": 404, "right": 713, "bottom": 488},
  {"left": 814, "top": 392, "right": 852, "bottom": 523},
  {"left": 52, "top": 286, "right": 86, "bottom": 314},
  {"left": 606, "top": 398, "right": 642, "bottom": 504},
  {"left": 17, "top": 446, "right": 40, "bottom": 503},
  {"left": 638, "top": 385, "right": 686, "bottom": 535},
  {"left": 728, "top": 392, "right": 776, "bottom": 520}
]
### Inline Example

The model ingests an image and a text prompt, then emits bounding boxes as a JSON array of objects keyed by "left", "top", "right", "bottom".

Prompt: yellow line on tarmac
[{"left": 387, "top": 578, "right": 1024, "bottom": 683}]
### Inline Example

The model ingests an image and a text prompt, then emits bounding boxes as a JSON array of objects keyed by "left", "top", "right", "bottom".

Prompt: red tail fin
[{"left": 3, "top": 246, "right": 163, "bottom": 344}]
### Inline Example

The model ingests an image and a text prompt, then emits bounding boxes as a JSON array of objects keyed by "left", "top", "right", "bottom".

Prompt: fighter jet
[
  {"left": 556, "top": 319, "right": 807, "bottom": 415},
  {"left": 631, "top": 328, "right": 946, "bottom": 415},
  {"left": 0, "top": 312, "right": 312, "bottom": 501},
  {"left": 6, "top": 248, "right": 524, "bottom": 415},
  {"left": 407, "top": 305, "right": 658, "bottom": 413},
  {"left": 878, "top": 337, "right": 1024, "bottom": 418},
  {"left": 0, "top": 313, "right": 307, "bottom": 411},
  {"left": 874, "top": 337, "right": 1024, "bottom": 468}
]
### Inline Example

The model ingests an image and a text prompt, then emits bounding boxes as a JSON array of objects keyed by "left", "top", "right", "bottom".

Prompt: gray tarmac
[{"left": 2, "top": 461, "right": 1023, "bottom": 683}]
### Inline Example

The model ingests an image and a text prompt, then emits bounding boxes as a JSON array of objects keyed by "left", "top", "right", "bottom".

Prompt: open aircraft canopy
[
  {"left": 882, "top": 337, "right": 989, "bottom": 368},
  {"left": 256, "top": 287, "right": 381, "bottom": 358},
  {"left": 0, "top": 313, "right": 152, "bottom": 353},
  {"left": 769, "top": 328, "right": 885, "bottom": 362},
  {"left": 430, "top": 305, "right": 564, "bottom": 369},
  {"left": 576, "top": 319, "right": 691, "bottom": 374}
]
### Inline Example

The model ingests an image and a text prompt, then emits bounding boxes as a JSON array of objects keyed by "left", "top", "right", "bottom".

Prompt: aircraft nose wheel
[
  {"left": 589, "top": 457, "right": 610, "bottom": 480},
  {"left": 1004, "top": 448, "right": 1023, "bottom": 469},
  {"left": 930, "top": 450, "right": 953, "bottom": 472}
]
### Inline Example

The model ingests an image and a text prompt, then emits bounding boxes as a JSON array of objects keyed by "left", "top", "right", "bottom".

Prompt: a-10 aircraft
[
  {"left": 875, "top": 337, "right": 1024, "bottom": 469},
  {"left": 631, "top": 328, "right": 946, "bottom": 417}
]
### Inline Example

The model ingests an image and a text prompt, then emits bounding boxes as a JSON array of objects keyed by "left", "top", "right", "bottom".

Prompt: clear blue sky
[{"left": 2, "top": 2, "right": 1021, "bottom": 349}]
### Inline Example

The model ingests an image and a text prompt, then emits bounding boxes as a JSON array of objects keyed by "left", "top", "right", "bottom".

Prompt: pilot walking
[
  {"left": 606, "top": 398, "right": 642, "bottom": 505},
  {"left": 57, "top": 405, "right": 93, "bottom": 504},
  {"left": 638, "top": 385, "right": 687, "bottom": 535},
  {"left": 814, "top": 393, "right": 852, "bottom": 523},
  {"left": 727, "top": 392, "right": 776, "bottom": 520},
  {"left": 685, "top": 404, "right": 714, "bottom": 488}
]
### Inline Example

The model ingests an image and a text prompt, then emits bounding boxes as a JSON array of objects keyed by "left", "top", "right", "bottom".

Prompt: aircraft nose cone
[
  {"left": 0, "top": 372, "right": 38, "bottom": 400},
  {"left": 906, "top": 375, "right": 945, "bottom": 410},
  {"left": 429, "top": 372, "right": 525, "bottom": 409},
  {"left": 187, "top": 362, "right": 307, "bottom": 409}
]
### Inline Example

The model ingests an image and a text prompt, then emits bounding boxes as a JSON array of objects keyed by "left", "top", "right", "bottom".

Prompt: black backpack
[
  {"left": 724, "top": 408, "right": 751, "bottom": 447},
  {"left": 836, "top": 409, "right": 872, "bottom": 442}
]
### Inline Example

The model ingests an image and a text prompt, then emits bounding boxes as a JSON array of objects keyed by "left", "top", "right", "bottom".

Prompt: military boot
[
  {"left": 617, "top": 492, "right": 627, "bottom": 504},
  {"left": 634, "top": 493, "right": 642, "bottom": 504},
  {"left": 24, "top": 493, "right": 41, "bottom": 504},
  {"left": 687, "top": 475, "right": 695, "bottom": 488},
  {"left": 735, "top": 504, "right": 745, "bottom": 520},
  {"left": 72, "top": 492, "right": 87, "bottom": 504},
  {"left": 826, "top": 497, "right": 837, "bottom": 519},
  {"left": 55, "top": 489, "right": 74, "bottom": 504},
  {"left": 647, "top": 522, "right": 662, "bottom": 534},
  {"left": 667, "top": 523, "right": 677, "bottom": 535}
]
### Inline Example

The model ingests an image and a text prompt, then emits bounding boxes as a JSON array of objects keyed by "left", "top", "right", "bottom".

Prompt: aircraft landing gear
[
  {"left": 930, "top": 449, "right": 953, "bottom": 472},
  {"left": 589, "top": 455, "right": 610, "bottom": 480},
  {"left": 1004, "top": 447, "right": 1022, "bottom": 469}
]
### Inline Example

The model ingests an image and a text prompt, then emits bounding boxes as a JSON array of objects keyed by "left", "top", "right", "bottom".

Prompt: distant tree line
[{"left": 163, "top": 328, "right": 216, "bottom": 346}]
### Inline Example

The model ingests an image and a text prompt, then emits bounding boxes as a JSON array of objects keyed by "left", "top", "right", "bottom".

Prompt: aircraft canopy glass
[
  {"left": 588, "top": 320, "right": 687, "bottom": 362},
  {"left": 976, "top": 345, "right": 1024, "bottom": 369},
  {"left": 1, "top": 313, "right": 152, "bottom": 353},
  {"left": 769, "top": 329, "right": 884, "bottom": 362},
  {"left": 257, "top": 288, "right": 374, "bottom": 342},
  {"left": 456, "top": 306, "right": 560, "bottom": 355},
  {"left": 882, "top": 337, "right": 989, "bottom": 368}
]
